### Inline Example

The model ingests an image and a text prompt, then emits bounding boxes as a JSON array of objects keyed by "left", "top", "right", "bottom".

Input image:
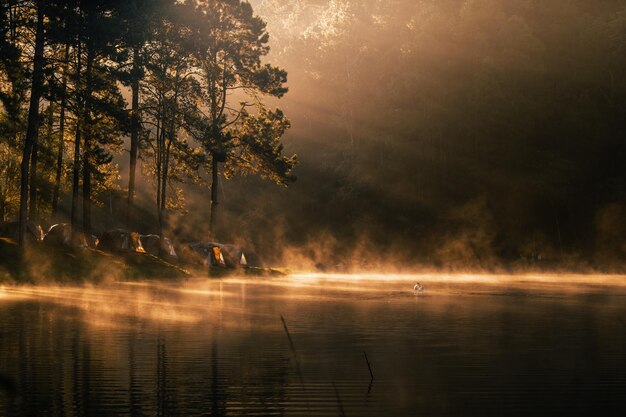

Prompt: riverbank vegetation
[{"left": 0, "top": 236, "right": 287, "bottom": 283}]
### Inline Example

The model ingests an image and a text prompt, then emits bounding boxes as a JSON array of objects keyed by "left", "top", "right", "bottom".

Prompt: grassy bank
[
  {"left": 0, "top": 238, "right": 286, "bottom": 283},
  {"left": 0, "top": 238, "right": 187, "bottom": 283}
]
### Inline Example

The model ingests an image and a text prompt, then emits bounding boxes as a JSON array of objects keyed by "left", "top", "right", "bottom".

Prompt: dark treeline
[
  {"left": 0, "top": 0, "right": 296, "bottom": 247},
  {"left": 206, "top": 0, "right": 625, "bottom": 270}
]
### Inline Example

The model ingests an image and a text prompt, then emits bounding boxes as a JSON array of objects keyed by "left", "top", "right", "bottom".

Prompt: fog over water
[{"left": 1, "top": 274, "right": 626, "bottom": 416}]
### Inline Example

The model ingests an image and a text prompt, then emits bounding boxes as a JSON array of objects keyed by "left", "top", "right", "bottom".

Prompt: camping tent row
[{"left": 0, "top": 222, "right": 247, "bottom": 268}]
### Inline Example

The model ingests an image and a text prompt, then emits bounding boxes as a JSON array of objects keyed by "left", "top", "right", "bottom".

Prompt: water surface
[{"left": 1, "top": 273, "right": 625, "bottom": 416}]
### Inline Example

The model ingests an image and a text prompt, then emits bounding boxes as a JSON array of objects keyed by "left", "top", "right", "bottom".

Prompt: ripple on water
[{"left": 0, "top": 275, "right": 626, "bottom": 416}]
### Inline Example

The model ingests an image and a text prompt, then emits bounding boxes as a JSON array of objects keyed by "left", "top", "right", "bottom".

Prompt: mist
[
  {"left": 221, "top": 0, "right": 626, "bottom": 270},
  {"left": 38, "top": 0, "right": 626, "bottom": 272},
  {"left": 4, "top": 3, "right": 626, "bottom": 415}
]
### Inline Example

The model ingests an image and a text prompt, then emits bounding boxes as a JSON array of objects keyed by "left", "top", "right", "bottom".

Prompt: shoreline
[
  {"left": 0, "top": 238, "right": 283, "bottom": 284},
  {"left": 2, "top": 237, "right": 624, "bottom": 284}
]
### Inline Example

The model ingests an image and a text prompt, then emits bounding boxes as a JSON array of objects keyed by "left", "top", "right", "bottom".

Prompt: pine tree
[
  {"left": 117, "top": 0, "right": 171, "bottom": 227},
  {"left": 18, "top": 0, "right": 46, "bottom": 248},
  {"left": 141, "top": 1, "right": 203, "bottom": 237},
  {"left": 193, "top": 0, "right": 294, "bottom": 237},
  {"left": 0, "top": 1, "right": 28, "bottom": 222}
]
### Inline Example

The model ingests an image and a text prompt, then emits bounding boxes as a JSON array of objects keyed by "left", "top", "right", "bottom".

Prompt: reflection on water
[{"left": 1, "top": 274, "right": 625, "bottom": 416}]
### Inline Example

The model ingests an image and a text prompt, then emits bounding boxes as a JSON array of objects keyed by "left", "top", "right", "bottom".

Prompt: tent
[
  {"left": 98, "top": 229, "right": 146, "bottom": 253},
  {"left": 43, "top": 223, "right": 88, "bottom": 249},
  {"left": 185, "top": 242, "right": 247, "bottom": 268},
  {"left": 218, "top": 244, "right": 248, "bottom": 268},
  {"left": 186, "top": 242, "right": 226, "bottom": 267},
  {"left": 139, "top": 234, "right": 177, "bottom": 259}
]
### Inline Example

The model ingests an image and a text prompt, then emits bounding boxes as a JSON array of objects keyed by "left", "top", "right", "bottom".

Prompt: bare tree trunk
[
  {"left": 155, "top": 111, "right": 164, "bottom": 237},
  {"left": 70, "top": 124, "right": 81, "bottom": 228},
  {"left": 209, "top": 154, "right": 219, "bottom": 238},
  {"left": 158, "top": 71, "right": 179, "bottom": 237},
  {"left": 52, "top": 44, "right": 70, "bottom": 218},
  {"left": 82, "top": 49, "right": 94, "bottom": 237},
  {"left": 82, "top": 151, "right": 91, "bottom": 236},
  {"left": 28, "top": 120, "right": 40, "bottom": 221},
  {"left": 126, "top": 46, "right": 140, "bottom": 227},
  {"left": 70, "top": 44, "right": 82, "bottom": 230},
  {"left": 159, "top": 160, "right": 167, "bottom": 236},
  {"left": 160, "top": 129, "right": 172, "bottom": 238},
  {"left": 158, "top": 165, "right": 166, "bottom": 238},
  {"left": 29, "top": 103, "right": 53, "bottom": 221},
  {"left": 18, "top": 0, "right": 45, "bottom": 248},
  {"left": 52, "top": 108, "right": 65, "bottom": 216},
  {"left": 160, "top": 90, "right": 177, "bottom": 238}
]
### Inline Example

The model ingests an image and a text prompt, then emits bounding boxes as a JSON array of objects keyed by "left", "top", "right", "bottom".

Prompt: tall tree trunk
[
  {"left": 155, "top": 114, "right": 163, "bottom": 237},
  {"left": 126, "top": 46, "right": 140, "bottom": 227},
  {"left": 160, "top": 94, "right": 177, "bottom": 238},
  {"left": 209, "top": 154, "right": 219, "bottom": 238},
  {"left": 71, "top": 124, "right": 81, "bottom": 228},
  {"left": 158, "top": 72, "right": 179, "bottom": 237},
  {"left": 82, "top": 151, "right": 91, "bottom": 236},
  {"left": 29, "top": 103, "right": 53, "bottom": 221},
  {"left": 28, "top": 122, "right": 40, "bottom": 221},
  {"left": 18, "top": 0, "right": 45, "bottom": 248},
  {"left": 159, "top": 161, "right": 167, "bottom": 237},
  {"left": 160, "top": 131, "right": 172, "bottom": 238},
  {"left": 51, "top": 107, "right": 65, "bottom": 217},
  {"left": 52, "top": 44, "right": 70, "bottom": 217},
  {"left": 82, "top": 48, "right": 94, "bottom": 237},
  {"left": 70, "top": 44, "right": 82, "bottom": 230}
]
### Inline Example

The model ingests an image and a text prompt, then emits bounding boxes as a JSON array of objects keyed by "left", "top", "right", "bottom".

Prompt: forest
[
  {"left": 240, "top": 0, "right": 626, "bottom": 270},
  {"left": 2, "top": 0, "right": 626, "bottom": 271},
  {"left": 0, "top": 0, "right": 296, "bottom": 252}
]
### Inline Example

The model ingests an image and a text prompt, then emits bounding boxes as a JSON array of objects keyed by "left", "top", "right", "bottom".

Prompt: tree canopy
[{"left": 0, "top": 0, "right": 296, "bottom": 245}]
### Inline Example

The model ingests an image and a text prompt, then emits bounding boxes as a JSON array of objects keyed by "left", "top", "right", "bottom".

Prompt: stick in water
[
  {"left": 280, "top": 314, "right": 311, "bottom": 416},
  {"left": 281, "top": 315, "right": 298, "bottom": 360},
  {"left": 364, "top": 351, "right": 374, "bottom": 382},
  {"left": 332, "top": 382, "right": 347, "bottom": 417}
]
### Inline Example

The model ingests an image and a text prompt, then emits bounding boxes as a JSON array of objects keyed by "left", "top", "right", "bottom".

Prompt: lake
[{"left": 1, "top": 273, "right": 625, "bottom": 416}]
